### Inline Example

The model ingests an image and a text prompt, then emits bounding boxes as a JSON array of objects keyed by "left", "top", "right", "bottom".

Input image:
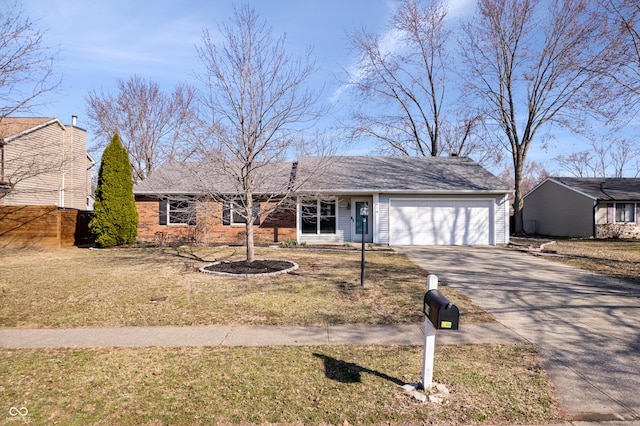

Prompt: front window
[
  {"left": 302, "top": 199, "right": 336, "bottom": 234},
  {"left": 615, "top": 203, "right": 636, "bottom": 223},
  {"left": 169, "top": 199, "right": 196, "bottom": 225},
  {"left": 223, "top": 199, "right": 260, "bottom": 226}
]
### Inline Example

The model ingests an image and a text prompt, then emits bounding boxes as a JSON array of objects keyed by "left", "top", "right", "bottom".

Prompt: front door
[{"left": 352, "top": 199, "right": 373, "bottom": 243}]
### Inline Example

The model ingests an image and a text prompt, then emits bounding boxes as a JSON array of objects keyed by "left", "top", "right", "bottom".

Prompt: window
[
  {"left": 301, "top": 199, "right": 336, "bottom": 234},
  {"left": 223, "top": 199, "right": 260, "bottom": 226},
  {"left": 615, "top": 203, "right": 636, "bottom": 223},
  {"left": 159, "top": 198, "right": 196, "bottom": 225}
]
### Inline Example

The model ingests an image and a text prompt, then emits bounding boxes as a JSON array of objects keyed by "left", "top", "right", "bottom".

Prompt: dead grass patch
[
  {"left": 0, "top": 246, "right": 490, "bottom": 328},
  {"left": 541, "top": 239, "right": 640, "bottom": 285},
  {"left": 0, "top": 344, "right": 561, "bottom": 425}
]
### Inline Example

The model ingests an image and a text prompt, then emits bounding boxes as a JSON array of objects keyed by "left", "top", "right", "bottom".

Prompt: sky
[
  {"left": 19, "top": 0, "right": 476, "bottom": 152},
  {"left": 16, "top": 0, "right": 639, "bottom": 176}
]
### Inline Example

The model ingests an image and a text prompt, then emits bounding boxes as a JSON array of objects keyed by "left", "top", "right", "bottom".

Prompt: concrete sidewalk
[{"left": 0, "top": 322, "right": 521, "bottom": 349}]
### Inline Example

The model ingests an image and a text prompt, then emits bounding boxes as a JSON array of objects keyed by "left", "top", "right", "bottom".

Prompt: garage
[{"left": 389, "top": 199, "right": 493, "bottom": 245}]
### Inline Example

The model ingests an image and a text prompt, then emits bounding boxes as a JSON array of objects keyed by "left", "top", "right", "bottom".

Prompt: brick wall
[{"left": 136, "top": 196, "right": 296, "bottom": 246}]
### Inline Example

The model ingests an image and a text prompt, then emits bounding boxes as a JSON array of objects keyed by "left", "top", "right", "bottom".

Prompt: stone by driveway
[{"left": 398, "top": 245, "right": 640, "bottom": 423}]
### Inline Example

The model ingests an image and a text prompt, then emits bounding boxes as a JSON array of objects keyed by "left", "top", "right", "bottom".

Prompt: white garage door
[{"left": 389, "top": 199, "right": 492, "bottom": 245}]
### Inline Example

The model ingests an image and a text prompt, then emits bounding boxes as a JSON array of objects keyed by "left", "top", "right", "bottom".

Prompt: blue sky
[
  {"left": 18, "top": 0, "right": 638, "bottom": 176},
  {"left": 20, "top": 0, "right": 477, "bottom": 151},
  {"left": 21, "top": 0, "right": 397, "bottom": 130}
]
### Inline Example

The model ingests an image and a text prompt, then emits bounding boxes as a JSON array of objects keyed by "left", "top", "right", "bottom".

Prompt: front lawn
[
  {"left": 0, "top": 246, "right": 492, "bottom": 328},
  {"left": 0, "top": 344, "right": 561, "bottom": 425},
  {"left": 540, "top": 239, "right": 640, "bottom": 285}
]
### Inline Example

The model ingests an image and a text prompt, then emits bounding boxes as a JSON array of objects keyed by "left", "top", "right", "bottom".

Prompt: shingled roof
[
  {"left": 0, "top": 117, "right": 60, "bottom": 142},
  {"left": 296, "top": 156, "right": 509, "bottom": 194},
  {"left": 548, "top": 177, "right": 640, "bottom": 201},
  {"left": 134, "top": 156, "right": 510, "bottom": 196}
]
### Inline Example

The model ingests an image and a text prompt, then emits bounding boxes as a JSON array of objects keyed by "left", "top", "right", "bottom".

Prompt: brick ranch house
[{"left": 134, "top": 156, "right": 512, "bottom": 246}]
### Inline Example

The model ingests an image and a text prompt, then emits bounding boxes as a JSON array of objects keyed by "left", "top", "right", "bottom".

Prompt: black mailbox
[{"left": 423, "top": 289, "right": 459, "bottom": 330}]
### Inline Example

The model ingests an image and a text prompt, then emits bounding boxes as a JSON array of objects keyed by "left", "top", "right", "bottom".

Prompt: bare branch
[
  {"left": 85, "top": 75, "right": 198, "bottom": 183},
  {"left": 193, "top": 4, "right": 329, "bottom": 262},
  {"left": 0, "top": 0, "right": 61, "bottom": 119},
  {"left": 460, "top": 0, "right": 607, "bottom": 234},
  {"left": 344, "top": 0, "right": 463, "bottom": 157}
]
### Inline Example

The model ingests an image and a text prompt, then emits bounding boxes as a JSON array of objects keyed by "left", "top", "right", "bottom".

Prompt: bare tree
[
  {"left": 0, "top": 0, "right": 60, "bottom": 120},
  {"left": 459, "top": 0, "right": 608, "bottom": 234},
  {"left": 498, "top": 160, "right": 549, "bottom": 202},
  {"left": 596, "top": 0, "right": 640, "bottom": 117},
  {"left": 194, "top": 4, "right": 327, "bottom": 263},
  {"left": 555, "top": 138, "right": 640, "bottom": 178},
  {"left": 86, "top": 75, "right": 197, "bottom": 183},
  {"left": 346, "top": 0, "right": 484, "bottom": 158}
]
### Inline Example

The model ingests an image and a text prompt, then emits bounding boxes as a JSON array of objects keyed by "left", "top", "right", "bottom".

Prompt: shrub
[{"left": 89, "top": 133, "right": 139, "bottom": 247}]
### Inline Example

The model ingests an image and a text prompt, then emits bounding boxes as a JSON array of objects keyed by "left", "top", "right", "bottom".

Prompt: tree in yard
[
  {"left": 345, "top": 0, "right": 487, "bottom": 160},
  {"left": 459, "top": 0, "right": 608, "bottom": 234},
  {"left": 86, "top": 75, "right": 197, "bottom": 183},
  {"left": 90, "top": 133, "right": 139, "bottom": 248},
  {"left": 193, "top": 4, "right": 327, "bottom": 263}
]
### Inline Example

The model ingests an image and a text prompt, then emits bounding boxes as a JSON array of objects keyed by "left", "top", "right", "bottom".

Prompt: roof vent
[{"left": 72, "top": 115, "right": 77, "bottom": 127}]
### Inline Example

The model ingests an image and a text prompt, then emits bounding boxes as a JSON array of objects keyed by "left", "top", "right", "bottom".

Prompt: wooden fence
[{"left": 0, "top": 206, "right": 93, "bottom": 248}]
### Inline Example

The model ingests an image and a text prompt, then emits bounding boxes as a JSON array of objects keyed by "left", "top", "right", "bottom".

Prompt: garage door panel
[{"left": 390, "top": 199, "right": 491, "bottom": 245}]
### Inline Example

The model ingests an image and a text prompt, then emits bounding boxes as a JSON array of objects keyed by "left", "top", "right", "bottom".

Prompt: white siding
[
  {"left": 495, "top": 195, "right": 509, "bottom": 244},
  {"left": 378, "top": 195, "right": 390, "bottom": 244}
]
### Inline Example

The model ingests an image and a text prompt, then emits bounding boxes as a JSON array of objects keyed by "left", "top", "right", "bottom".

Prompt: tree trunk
[
  {"left": 513, "top": 154, "right": 525, "bottom": 235},
  {"left": 245, "top": 196, "right": 255, "bottom": 263}
]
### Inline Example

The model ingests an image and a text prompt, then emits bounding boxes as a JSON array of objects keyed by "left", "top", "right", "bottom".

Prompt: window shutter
[
  {"left": 188, "top": 201, "right": 197, "bottom": 226},
  {"left": 222, "top": 202, "right": 230, "bottom": 225},
  {"left": 159, "top": 199, "right": 167, "bottom": 225},
  {"left": 253, "top": 200, "right": 261, "bottom": 225},
  {"left": 607, "top": 203, "right": 614, "bottom": 223},
  {"left": 636, "top": 203, "right": 639, "bottom": 223}
]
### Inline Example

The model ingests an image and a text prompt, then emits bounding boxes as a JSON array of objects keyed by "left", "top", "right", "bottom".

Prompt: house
[
  {"left": 522, "top": 177, "right": 640, "bottom": 239},
  {"left": 0, "top": 116, "right": 95, "bottom": 210},
  {"left": 133, "top": 156, "right": 512, "bottom": 246}
]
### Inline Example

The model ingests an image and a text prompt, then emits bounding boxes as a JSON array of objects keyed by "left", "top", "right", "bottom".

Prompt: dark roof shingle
[
  {"left": 550, "top": 177, "right": 640, "bottom": 200},
  {"left": 134, "top": 156, "right": 510, "bottom": 195}
]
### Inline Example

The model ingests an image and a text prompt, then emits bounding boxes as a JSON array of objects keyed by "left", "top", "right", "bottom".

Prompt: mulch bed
[{"left": 202, "top": 259, "right": 295, "bottom": 274}]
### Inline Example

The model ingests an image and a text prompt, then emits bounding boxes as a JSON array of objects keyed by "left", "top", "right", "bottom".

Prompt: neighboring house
[
  {"left": 134, "top": 156, "right": 511, "bottom": 246},
  {"left": 0, "top": 117, "right": 95, "bottom": 210},
  {"left": 522, "top": 177, "right": 640, "bottom": 239}
]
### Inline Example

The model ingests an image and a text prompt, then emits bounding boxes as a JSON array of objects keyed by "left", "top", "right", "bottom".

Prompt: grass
[
  {"left": 541, "top": 239, "right": 640, "bottom": 285},
  {"left": 0, "top": 344, "right": 561, "bottom": 425},
  {"left": 0, "top": 245, "right": 563, "bottom": 424},
  {"left": 0, "top": 246, "right": 493, "bottom": 328}
]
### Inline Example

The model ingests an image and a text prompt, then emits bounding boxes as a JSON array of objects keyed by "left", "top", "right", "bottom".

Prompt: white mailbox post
[{"left": 421, "top": 274, "right": 439, "bottom": 390}]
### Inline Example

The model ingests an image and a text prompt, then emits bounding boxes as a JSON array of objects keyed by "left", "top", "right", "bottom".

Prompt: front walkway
[{"left": 0, "top": 322, "right": 520, "bottom": 349}]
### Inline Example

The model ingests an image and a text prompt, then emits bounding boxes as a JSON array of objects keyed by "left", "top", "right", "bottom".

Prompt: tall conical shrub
[{"left": 89, "top": 133, "right": 139, "bottom": 247}]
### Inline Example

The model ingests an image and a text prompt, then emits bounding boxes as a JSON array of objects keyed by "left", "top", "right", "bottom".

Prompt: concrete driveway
[{"left": 398, "top": 245, "right": 640, "bottom": 423}]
